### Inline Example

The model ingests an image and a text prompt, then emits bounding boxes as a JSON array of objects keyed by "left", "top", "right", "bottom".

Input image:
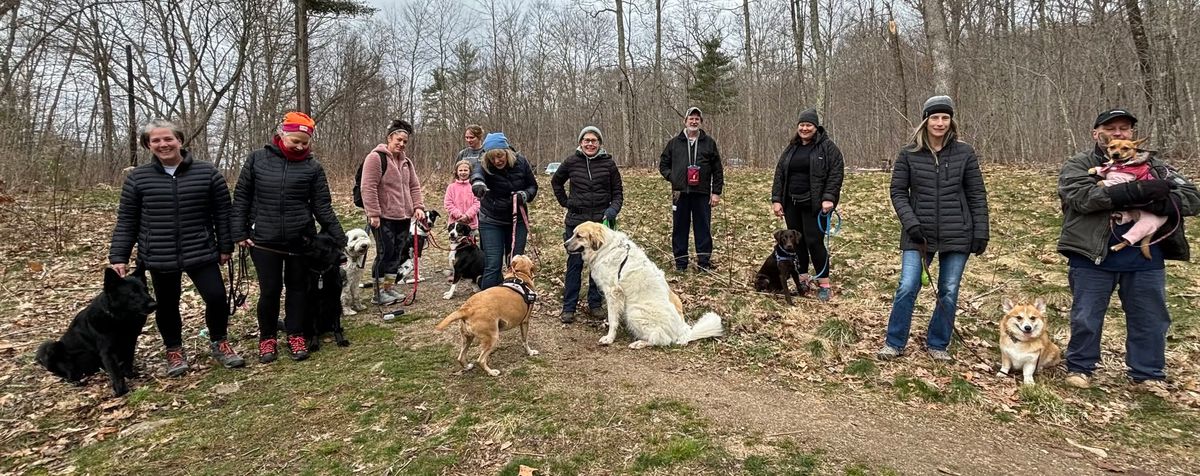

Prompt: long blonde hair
[
  {"left": 906, "top": 116, "right": 958, "bottom": 154},
  {"left": 481, "top": 149, "right": 515, "bottom": 174}
]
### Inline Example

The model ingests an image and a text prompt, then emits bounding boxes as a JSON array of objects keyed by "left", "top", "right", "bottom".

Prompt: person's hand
[
  {"left": 237, "top": 239, "right": 254, "bottom": 248},
  {"left": 906, "top": 226, "right": 926, "bottom": 244},
  {"left": 1141, "top": 197, "right": 1177, "bottom": 217},
  {"left": 413, "top": 208, "right": 426, "bottom": 223},
  {"left": 772, "top": 202, "right": 784, "bottom": 218},
  {"left": 821, "top": 201, "right": 835, "bottom": 213},
  {"left": 220, "top": 253, "right": 231, "bottom": 265},
  {"left": 710, "top": 194, "right": 720, "bottom": 206},
  {"left": 1108, "top": 179, "right": 1171, "bottom": 207},
  {"left": 603, "top": 207, "right": 617, "bottom": 223},
  {"left": 513, "top": 191, "right": 527, "bottom": 204},
  {"left": 971, "top": 238, "right": 988, "bottom": 256},
  {"left": 369, "top": 216, "right": 380, "bottom": 228},
  {"left": 471, "top": 181, "right": 487, "bottom": 198},
  {"left": 111, "top": 263, "right": 126, "bottom": 277}
]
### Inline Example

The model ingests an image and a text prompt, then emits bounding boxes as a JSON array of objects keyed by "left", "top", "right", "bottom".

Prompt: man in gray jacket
[{"left": 1057, "top": 108, "right": 1200, "bottom": 389}]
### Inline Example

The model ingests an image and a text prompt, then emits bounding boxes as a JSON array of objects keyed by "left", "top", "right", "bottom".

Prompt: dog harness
[
  {"left": 774, "top": 244, "right": 797, "bottom": 263},
  {"left": 500, "top": 276, "right": 537, "bottom": 305},
  {"left": 616, "top": 242, "right": 633, "bottom": 279}
]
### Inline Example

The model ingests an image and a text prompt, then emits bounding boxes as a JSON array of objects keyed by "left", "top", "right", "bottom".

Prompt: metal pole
[{"left": 126, "top": 44, "right": 136, "bottom": 167}]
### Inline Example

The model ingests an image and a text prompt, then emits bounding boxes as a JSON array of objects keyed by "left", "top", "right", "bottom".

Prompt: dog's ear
[
  {"left": 1001, "top": 297, "right": 1015, "bottom": 313},
  {"left": 131, "top": 266, "right": 148, "bottom": 284},
  {"left": 1033, "top": 297, "right": 1046, "bottom": 314},
  {"left": 773, "top": 229, "right": 785, "bottom": 243},
  {"left": 1132, "top": 137, "right": 1148, "bottom": 149},
  {"left": 104, "top": 267, "right": 123, "bottom": 291},
  {"left": 1098, "top": 132, "right": 1113, "bottom": 146}
]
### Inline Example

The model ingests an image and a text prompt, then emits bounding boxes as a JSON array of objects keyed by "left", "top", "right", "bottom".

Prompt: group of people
[{"left": 107, "top": 96, "right": 1198, "bottom": 390}]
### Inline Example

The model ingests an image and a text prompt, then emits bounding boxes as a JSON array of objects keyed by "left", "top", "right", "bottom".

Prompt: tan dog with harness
[{"left": 435, "top": 255, "right": 539, "bottom": 376}]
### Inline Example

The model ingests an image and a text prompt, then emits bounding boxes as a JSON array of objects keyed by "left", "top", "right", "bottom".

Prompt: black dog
[
  {"left": 443, "top": 221, "right": 485, "bottom": 299},
  {"left": 36, "top": 268, "right": 156, "bottom": 396},
  {"left": 301, "top": 231, "right": 350, "bottom": 350},
  {"left": 754, "top": 229, "right": 805, "bottom": 305}
]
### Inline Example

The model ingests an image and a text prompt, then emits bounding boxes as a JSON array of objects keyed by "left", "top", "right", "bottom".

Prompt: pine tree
[{"left": 687, "top": 37, "right": 738, "bottom": 115}]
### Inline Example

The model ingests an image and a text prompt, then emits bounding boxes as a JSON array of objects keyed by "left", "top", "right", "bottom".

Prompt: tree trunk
[
  {"left": 1149, "top": 0, "right": 1183, "bottom": 151},
  {"left": 1122, "top": 0, "right": 1155, "bottom": 122},
  {"left": 295, "top": 0, "right": 311, "bottom": 114},
  {"left": 616, "top": 0, "right": 632, "bottom": 167},
  {"left": 789, "top": 0, "right": 804, "bottom": 94},
  {"left": 919, "top": 0, "right": 954, "bottom": 95},
  {"left": 885, "top": 3, "right": 909, "bottom": 120},
  {"left": 808, "top": 0, "right": 825, "bottom": 109}
]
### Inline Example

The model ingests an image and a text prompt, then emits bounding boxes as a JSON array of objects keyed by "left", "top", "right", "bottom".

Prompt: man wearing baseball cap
[
  {"left": 1056, "top": 108, "right": 1200, "bottom": 390},
  {"left": 658, "top": 106, "right": 725, "bottom": 272}
]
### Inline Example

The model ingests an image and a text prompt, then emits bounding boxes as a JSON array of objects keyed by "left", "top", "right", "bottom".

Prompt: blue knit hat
[{"left": 482, "top": 132, "right": 510, "bottom": 151}]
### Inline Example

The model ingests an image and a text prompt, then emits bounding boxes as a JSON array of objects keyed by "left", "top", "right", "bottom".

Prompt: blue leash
[{"left": 813, "top": 209, "right": 842, "bottom": 279}]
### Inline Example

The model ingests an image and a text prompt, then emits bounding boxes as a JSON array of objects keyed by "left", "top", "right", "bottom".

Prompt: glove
[
  {"left": 513, "top": 191, "right": 527, "bottom": 204},
  {"left": 602, "top": 207, "right": 617, "bottom": 223},
  {"left": 906, "top": 225, "right": 926, "bottom": 244},
  {"left": 1108, "top": 179, "right": 1171, "bottom": 208},
  {"left": 971, "top": 238, "right": 988, "bottom": 256},
  {"left": 471, "top": 181, "right": 487, "bottom": 198}
]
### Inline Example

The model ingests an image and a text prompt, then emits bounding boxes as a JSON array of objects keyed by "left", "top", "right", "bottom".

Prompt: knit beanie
[
  {"left": 797, "top": 108, "right": 820, "bottom": 126},
  {"left": 922, "top": 95, "right": 955, "bottom": 119},
  {"left": 386, "top": 119, "right": 413, "bottom": 137},
  {"left": 482, "top": 132, "right": 510, "bottom": 151},
  {"left": 280, "top": 112, "right": 316, "bottom": 135},
  {"left": 578, "top": 126, "right": 603, "bottom": 144}
]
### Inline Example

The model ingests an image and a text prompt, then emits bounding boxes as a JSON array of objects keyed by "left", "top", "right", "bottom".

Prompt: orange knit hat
[{"left": 280, "top": 111, "right": 315, "bottom": 135}]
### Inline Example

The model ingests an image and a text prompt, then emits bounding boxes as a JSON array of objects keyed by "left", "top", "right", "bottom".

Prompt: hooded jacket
[
  {"left": 770, "top": 127, "right": 846, "bottom": 211},
  {"left": 551, "top": 149, "right": 624, "bottom": 227},
  {"left": 890, "top": 140, "right": 990, "bottom": 252},
  {"left": 109, "top": 151, "right": 233, "bottom": 271},
  {"left": 362, "top": 144, "right": 425, "bottom": 221}
]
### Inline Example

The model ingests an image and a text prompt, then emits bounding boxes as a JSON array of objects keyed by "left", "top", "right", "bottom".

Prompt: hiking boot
[
  {"left": 373, "top": 288, "right": 403, "bottom": 305},
  {"left": 587, "top": 305, "right": 606, "bottom": 319},
  {"left": 258, "top": 338, "right": 278, "bottom": 364},
  {"left": 1064, "top": 372, "right": 1091, "bottom": 389},
  {"left": 559, "top": 311, "right": 575, "bottom": 324},
  {"left": 1132, "top": 379, "right": 1170, "bottom": 397},
  {"left": 698, "top": 263, "right": 717, "bottom": 273},
  {"left": 287, "top": 335, "right": 309, "bottom": 361},
  {"left": 165, "top": 347, "right": 189, "bottom": 377},
  {"left": 875, "top": 345, "right": 902, "bottom": 361},
  {"left": 817, "top": 286, "right": 831, "bottom": 302},
  {"left": 926, "top": 348, "right": 953, "bottom": 362},
  {"left": 210, "top": 340, "right": 246, "bottom": 369}
]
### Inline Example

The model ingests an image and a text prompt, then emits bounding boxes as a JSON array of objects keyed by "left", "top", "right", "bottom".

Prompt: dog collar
[
  {"left": 501, "top": 277, "right": 537, "bottom": 305},
  {"left": 774, "top": 244, "right": 797, "bottom": 262}
]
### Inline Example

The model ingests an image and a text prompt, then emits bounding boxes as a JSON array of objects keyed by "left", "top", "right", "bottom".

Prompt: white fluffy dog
[
  {"left": 341, "top": 228, "right": 371, "bottom": 315},
  {"left": 564, "top": 222, "right": 723, "bottom": 349}
]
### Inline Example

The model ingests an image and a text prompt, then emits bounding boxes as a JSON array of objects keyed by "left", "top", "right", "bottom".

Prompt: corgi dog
[{"left": 997, "top": 297, "right": 1061, "bottom": 385}]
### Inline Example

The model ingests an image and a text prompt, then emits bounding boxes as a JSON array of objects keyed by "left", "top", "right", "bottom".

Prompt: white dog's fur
[
  {"left": 341, "top": 228, "right": 371, "bottom": 315},
  {"left": 565, "top": 222, "right": 723, "bottom": 349}
]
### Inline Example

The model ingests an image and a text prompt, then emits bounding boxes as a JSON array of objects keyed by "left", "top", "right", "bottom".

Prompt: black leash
[{"left": 227, "top": 248, "right": 249, "bottom": 316}]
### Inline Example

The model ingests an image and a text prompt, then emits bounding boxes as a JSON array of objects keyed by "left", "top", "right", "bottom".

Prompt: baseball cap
[{"left": 1093, "top": 109, "right": 1138, "bottom": 128}]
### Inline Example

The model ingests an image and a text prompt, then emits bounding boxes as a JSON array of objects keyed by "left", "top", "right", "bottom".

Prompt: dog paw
[
  {"left": 995, "top": 371, "right": 1008, "bottom": 378},
  {"left": 629, "top": 341, "right": 649, "bottom": 350},
  {"left": 526, "top": 349, "right": 540, "bottom": 356},
  {"left": 487, "top": 368, "right": 501, "bottom": 377},
  {"left": 1021, "top": 380, "right": 1036, "bottom": 386},
  {"left": 442, "top": 291, "right": 453, "bottom": 300},
  {"left": 598, "top": 335, "right": 615, "bottom": 346}
]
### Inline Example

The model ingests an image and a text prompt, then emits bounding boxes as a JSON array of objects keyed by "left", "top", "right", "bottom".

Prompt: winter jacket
[
  {"left": 231, "top": 143, "right": 345, "bottom": 248},
  {"left": 362, "top": 144, "right": 425, "bottom": 221},
  {"left": 1058, "top": 146, "right": 1199, "bottom": 263},
  {"left": 658, "top": 129, "right": 724, "bottom": 195},
  {"left": 109, "top": 151, "right": 233, "bottom": 271},
  {"left": 551, "top": 149, "right": 624, "bottom": 228},
  {"left": 444, "top": 180, "right": 480, "bottom": 229},
  {"left": 889, "top": 140, "right": 990, "bottom": 252},
  {"left": 770, "top": 127, "right": 846, "bottom": 212},
  {"left": 471, "top": 152, "right": 539, "bottom": 225}
]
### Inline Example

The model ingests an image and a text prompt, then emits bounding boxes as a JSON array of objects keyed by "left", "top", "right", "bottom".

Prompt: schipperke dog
[
  {"left": 301, "top": 231, "right": 349, "bottom": 350},
  {"left": 36, "top": 267, "right": 156, "bottom": 396}
]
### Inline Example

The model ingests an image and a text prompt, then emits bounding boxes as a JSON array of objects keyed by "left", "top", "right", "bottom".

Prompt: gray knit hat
[
  {"left": 578, "top": 126, "right": 603, "bottom": 144},
  {"left": 922, "top": 95, "right": 955, "bottom": 118},
  {"left": 797, "top": 108, "right": 820, "bottom": 126}
]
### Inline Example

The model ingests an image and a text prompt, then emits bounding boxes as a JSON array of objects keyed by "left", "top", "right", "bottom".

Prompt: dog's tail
[
  {"left": 434, "top": 311, "right": 466, "bottom": 331},
  {"left": 679, "top": 312, "right": 724, "bottom": 344},
  {"left": 34, "top": 340, "right": 60, "bottom": 369}
]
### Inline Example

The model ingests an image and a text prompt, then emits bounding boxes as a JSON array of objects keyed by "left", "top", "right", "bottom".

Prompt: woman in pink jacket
[
  {"left": 361, "top": 119, "right": 427, "bottom": 307},
  {"left": 444, "top": 159, "right": 480, "bottom": 230}
]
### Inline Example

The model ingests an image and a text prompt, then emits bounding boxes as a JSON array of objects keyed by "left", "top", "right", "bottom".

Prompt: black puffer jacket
[
  {"left": 658, "top": 129, "right": 724, "bottom": 195},
  {"left": 551, "top": 149, "right": 624, "bottom": 227},
  {"left": 231, "top": 143, "right": 345, "bottom": 248},
  {"left": 770, "top": 128, "right": 846, "bottom": 211},
  {"left": 471, "top": 152, "right": 539, "bottom": 225},
  {"left": 109, "top": 151, "right": 234, "bottom": 271},
  {"left": 889, "top": 140, "right": 989, "bottom": 252}
]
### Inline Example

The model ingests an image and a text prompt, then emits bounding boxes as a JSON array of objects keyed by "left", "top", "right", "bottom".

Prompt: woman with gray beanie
[
  {"left": 769, "top": 108, "right": 845, "bottom": 302},
  {"left": 551, "top": 126, "right": 623, "bottom": 323},
  {"left": 877, "top": 95, "right": 990, "bottom": 363}
]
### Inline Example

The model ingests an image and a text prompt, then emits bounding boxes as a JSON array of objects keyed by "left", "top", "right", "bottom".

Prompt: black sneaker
[
  {"left": 559, "top": 311, "right": 575, "bottom": 324},
  {"left": 210, "top": 340, "right": 246, "bottom": 368}
]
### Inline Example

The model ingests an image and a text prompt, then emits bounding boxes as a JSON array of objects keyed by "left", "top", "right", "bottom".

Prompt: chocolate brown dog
[
  {"left": 754, "top": 229, "right": 805, "bottom": 305},
  {"left": 434, "top": 255, "right": 538, "bottom": 376}
]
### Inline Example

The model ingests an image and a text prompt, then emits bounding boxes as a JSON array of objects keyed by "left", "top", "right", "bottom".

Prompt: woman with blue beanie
[{"left": 470, "top": 132, "right": 539, "bottom": 289}]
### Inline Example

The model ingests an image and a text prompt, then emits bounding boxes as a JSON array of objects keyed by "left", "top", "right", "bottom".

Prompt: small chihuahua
[{"left": 1088, "top": 134, "right": 1166, "bottom": 259}]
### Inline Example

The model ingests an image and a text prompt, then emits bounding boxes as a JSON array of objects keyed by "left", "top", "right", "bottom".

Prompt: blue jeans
[
  {"left": 885, "top": 250, "right": 968, "bottom": 351},
  {"left": 671, "top": 192, "right": 713, "bottom": 269},
  {"left": 478, "top": 220, "right": 527, "bottom": 289},
  {"left": 563, "top": 229, "right": 602, "bottom": 312},
  {"left": 1066, "top": 266, "right": 1170, "bottom": 381}
]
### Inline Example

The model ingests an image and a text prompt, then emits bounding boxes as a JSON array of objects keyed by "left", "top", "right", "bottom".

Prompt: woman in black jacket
[
  {"left": 232, "top": 112, "right": 345, "bottom": 363},
  {"left": 551, "top": 126, "right": 623, "bottom": 323},
  {"left": 469, "top": 132, "right": 538, "bottom": 289},
  {"left": 877, "top": 96, "right": 989, "bottom": 363},
  {"left": 770, "top": 109, "right": 845, "bottom": 302},
  {"left": 110, "top": 119, "right": 244, "bottom": 377}
]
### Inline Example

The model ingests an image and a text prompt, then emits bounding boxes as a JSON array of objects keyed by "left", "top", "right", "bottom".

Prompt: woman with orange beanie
[{"left": 232, "top": 112, "right": 345, "bottom": 363}]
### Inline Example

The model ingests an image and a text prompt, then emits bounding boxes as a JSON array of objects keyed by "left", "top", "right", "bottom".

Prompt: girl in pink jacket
[{"left": 444, "top": 159, "right": 480, "bottom": 230}]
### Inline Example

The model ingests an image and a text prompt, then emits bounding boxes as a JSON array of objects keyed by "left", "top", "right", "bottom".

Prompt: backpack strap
[{"left": 377, "top": 150, "right": 389, "bottom": 175}]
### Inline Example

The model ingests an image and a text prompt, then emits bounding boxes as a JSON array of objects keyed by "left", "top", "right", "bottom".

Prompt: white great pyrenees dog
[{"left": 564, "top": 222, "right": 723, "bottom": 349}]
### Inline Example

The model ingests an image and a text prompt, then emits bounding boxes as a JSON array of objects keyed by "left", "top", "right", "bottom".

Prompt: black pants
[
  {"left": 149, "top": 262, "right": 228, "bottom": 348},
  {"left": 251, "top": 247, "right": 307, "bottom": 339},
  {"left": 372, "top": 218, "right": 411, "bottom": 280},
  {"left": 671, "top": 192, "right": 713, "bottom": 269},
  {"left": 783, "top": 199, "right": 830, "bottom": 279}
]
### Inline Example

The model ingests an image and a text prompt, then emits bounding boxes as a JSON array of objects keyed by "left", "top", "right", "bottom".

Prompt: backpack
[{"left": 352, "top": 151, "right": 389, "bottom": 208}]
